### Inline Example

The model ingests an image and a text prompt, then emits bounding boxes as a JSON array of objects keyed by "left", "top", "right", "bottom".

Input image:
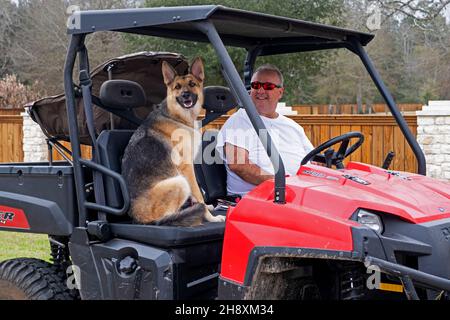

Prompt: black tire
[
  {"left": 288, "top": 277, "right": 321, "bottom": 300},
  {"left": 0, "top": 258, "right": 79, "bottom": 300}
]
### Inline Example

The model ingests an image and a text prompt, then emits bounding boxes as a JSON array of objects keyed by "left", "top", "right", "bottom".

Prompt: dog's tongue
[{"left": 184, "top": 100, "right": 193, "bottom": 108}]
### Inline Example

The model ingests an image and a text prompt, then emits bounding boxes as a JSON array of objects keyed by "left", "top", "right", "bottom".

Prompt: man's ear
[
  {"left": 162, "top": 61, "right": 177, "bottom": 86},
  {"left": 190, "top": 57, "right": 204, "bottom": 83},
  {"left": 278, "top": 87, "right": 285, "bottom": 100}
]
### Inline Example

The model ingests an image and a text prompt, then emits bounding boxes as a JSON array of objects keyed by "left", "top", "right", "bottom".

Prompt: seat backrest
[
  {"left": 98, "top": 129, "right": 227, "bottom": 209},
  {"left": 97, "top": 130, "right": 134, "bottom": 209},
  {"left": 194, "top": 130, "right": 227, "bottom": 205},
  {"left": 99, "top": 80, "right": 147, "bottom": 110}
]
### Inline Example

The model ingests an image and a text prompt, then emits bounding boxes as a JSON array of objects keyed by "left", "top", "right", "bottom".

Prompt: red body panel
[
  {"left": 0, "top": 205, "right": 30, "bottom": 230},
  {"left": 221, "top": 162, "right": 450, "bottom": 284}
]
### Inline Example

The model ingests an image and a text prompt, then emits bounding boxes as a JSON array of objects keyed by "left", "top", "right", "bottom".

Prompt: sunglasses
[{"left": 250, "top": 81, "right": 283, "bottom": 90}]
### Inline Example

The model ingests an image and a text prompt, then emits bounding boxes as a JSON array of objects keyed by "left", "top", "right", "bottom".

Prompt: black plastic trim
[
  {"left": 242, "top": 246, "right": 357, "bottom": 286},
  {"left": 80, "top": 159, "right": 130, "bottom": 216},
  {"left": 0, "top": 165, "right": 73, "bottom": 175}
]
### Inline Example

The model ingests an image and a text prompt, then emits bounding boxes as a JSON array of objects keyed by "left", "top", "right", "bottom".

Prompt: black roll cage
[{"left": 63, "top": 7, "right": 426, "bottom": 227}]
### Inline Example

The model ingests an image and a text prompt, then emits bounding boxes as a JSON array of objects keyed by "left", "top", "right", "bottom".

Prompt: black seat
[
  {"left": 194, "top": 130, "right": 227, "bottom": 205},
  {"left": 97, "top": 130, "right": 134, "bottom": 210},
  {"left": 94, "top": 81, "right": 226, "bottom": 247},
  {"left": 194, "top": 86, "right": 238, "bottom": 205},
  {"left": 96, "top": 129, "right": 225, "bottom": 247}
]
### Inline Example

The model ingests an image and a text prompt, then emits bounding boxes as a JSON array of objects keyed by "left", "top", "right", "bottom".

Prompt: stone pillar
[
  {"left": 416, "top": 101, "right": 450, "bottom": 180},
  {"left": 22, "top": 110, "right": 48, "bottom": 162}
]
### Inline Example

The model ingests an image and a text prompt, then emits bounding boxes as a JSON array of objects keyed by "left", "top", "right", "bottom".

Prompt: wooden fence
[
  {"left": 0, "top": 114, "right": 24, "bottom": 162},
  {"left": 0, "top": 109, "right": 24, "bottom": 116},
  {"left": 52, "top": 141, "right": 92, "bottom": 161},
  {"left": 206, "top": 114, "right": 418, "bottom": 172},
  {"left": 0, "top": 111, "right": 418, "bottom": 173},
  {"left": 292, "top": 103, "right": 423, "bottom": 115}
]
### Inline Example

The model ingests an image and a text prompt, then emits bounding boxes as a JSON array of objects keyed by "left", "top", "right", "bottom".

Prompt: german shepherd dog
[{"left": 121, "top": 58, "right": 225, "bottom": 226}]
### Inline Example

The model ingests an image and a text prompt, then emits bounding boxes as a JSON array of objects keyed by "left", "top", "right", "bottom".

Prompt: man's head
[{"left": 250, "top": 64, "right": 284, "bottom": 118}]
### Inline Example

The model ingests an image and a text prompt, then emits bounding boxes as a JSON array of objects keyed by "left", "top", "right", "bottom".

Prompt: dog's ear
[
  {"left": 162, "top": 61, "right": 177, "bottom": 86},
  {"left": 190, "top": 57, "right": 204, "bottom": 83}
]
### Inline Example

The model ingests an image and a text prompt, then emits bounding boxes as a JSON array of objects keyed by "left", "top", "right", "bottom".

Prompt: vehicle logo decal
[
  {"left": 442, "top": 227, "right": 450, "bottom": 241},
  {"left": 0, "top": 211, "right": 15, "bottom": 224},
  {"left": 0, "top": 206, "right": 30, "bottom": 229},
  {"left": 386, "top": 171, "right": 412, "bottom": 181},
  {"left": 343, "top": 174, "right": 371, "bottom": 185},
  {"left": 302, "top": 170, "right": 326, "bottom": 178}
]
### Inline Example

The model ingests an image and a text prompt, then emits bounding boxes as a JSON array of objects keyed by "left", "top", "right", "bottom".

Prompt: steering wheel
[{"left": 301, "top": 132, "right": 364, "bottom": 169}]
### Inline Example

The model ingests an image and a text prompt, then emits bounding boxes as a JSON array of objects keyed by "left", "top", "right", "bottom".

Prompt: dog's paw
[
  {"left": 211, "top": 215, "right": 226, "bottom": 223},
  {"left": 204, "top": 208, "right": 226, "bottom": 223}
]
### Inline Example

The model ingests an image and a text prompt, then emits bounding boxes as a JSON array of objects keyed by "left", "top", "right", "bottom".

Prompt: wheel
[
  {"left": 285, "top": 276, "right": 321, "bottom": 300},
  {"left": 248, "top": 271, "right": 322, "bottom": 300},
  {"left": 0, "top": 258, "right": 79, "bottom": 300}
]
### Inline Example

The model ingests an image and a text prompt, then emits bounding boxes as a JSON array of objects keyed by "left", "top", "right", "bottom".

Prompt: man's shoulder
[
  {"left": 276, "top": 114, "right": 304, "bottom": 130},
  {"left": 229, "top": 108, "right": 248, "bottom": 120},
  {"left": 222, "top": 108, "right": 251, "bottom": 128}
]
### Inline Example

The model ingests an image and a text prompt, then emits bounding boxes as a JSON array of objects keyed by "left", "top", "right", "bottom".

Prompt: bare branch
[{"left": 371, "top": 0, "right": 450, "bottom": 22}]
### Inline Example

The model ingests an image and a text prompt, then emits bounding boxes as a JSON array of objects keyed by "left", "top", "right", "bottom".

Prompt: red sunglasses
[{"left": 250, "top": 81, "right": 283, "bottom": 90}]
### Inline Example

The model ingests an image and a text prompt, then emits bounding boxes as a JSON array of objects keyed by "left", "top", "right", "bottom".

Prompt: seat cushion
[
  {"left": 109, "top": 222, "right": 224, "bottom": 248},
  {"left": 109, "top": 207, "right": 226, "bottom": 248}
]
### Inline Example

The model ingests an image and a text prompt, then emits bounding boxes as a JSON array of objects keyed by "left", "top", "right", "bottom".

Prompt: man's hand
[{"left": 224, "top": 143, "right": 274, "bottom": 185}]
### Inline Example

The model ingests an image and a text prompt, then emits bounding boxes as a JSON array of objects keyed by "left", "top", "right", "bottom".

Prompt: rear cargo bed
[{"left": 0, "top": 161, "right": 77, "bottom": 235}]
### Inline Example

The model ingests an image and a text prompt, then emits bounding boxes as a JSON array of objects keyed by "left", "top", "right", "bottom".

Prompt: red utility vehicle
[{"left": 0, "top": 6, "right": 449, "bottom": 300}]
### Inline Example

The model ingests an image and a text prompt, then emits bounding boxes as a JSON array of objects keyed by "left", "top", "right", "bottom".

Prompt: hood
[{"left": 290, "top": 162, "right": 450, "bottom": 224}]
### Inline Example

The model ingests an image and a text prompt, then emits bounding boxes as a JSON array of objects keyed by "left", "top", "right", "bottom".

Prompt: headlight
[{"left": 356, "top": 209, "right": 384, "bottom": 234}]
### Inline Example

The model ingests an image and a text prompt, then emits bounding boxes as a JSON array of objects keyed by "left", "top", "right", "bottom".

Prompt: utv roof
[{"left": 69, "top": 5, "right": 374, "bottom": 53}]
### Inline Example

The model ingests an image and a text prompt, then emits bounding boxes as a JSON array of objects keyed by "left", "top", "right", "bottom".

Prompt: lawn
[{"left": 0, "top": 231, "right": 50, "bottom": 262}]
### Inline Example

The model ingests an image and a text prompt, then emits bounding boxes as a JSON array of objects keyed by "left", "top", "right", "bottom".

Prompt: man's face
[{"left": 250, "top": 70, "right": 284, "bottom": 117}]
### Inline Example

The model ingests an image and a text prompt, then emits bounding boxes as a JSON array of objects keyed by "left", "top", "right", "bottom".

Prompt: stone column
[
  {"left": 416, "top": 101, "right": 450, "bottom": 180},
  {"left": 22, "top": 110, "right": 48, "bottom": 162}
]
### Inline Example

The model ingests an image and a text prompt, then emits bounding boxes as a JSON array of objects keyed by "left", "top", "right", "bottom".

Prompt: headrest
[
  {"left": 99, "top": 80, "right": 147, "bottom": 109},
  {"left": 203, "top": 86, "right": 237, "bottom": 113}
]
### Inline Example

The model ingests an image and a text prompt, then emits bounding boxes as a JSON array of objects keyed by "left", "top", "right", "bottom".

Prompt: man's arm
[{"left": 224, "top": 143, "right": 274, "bottom": 185}]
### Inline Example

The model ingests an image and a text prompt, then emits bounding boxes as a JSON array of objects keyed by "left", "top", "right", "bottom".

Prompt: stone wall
[
  {"left": 22, "top": 110, "right": 48, "bottom": 162},
  {"left": 416, "top": 101, "right": 450, "bottom": 180}
]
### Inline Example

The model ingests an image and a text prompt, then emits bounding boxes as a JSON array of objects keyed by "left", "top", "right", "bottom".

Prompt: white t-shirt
[{"left": 216, "top": 109, "right": 314, "bottom": 196}]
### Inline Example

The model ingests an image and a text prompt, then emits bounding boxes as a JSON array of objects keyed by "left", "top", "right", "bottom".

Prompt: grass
[{"left": 0, "top": 231, "right": 51, "bottom": 262}]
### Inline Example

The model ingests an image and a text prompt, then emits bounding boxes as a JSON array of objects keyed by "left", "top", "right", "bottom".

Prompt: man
[{"left": 216, "top": 64, "right": 314, "bottom": 196}]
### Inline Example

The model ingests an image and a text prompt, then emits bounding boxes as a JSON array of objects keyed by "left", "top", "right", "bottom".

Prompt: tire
[
  {"left": 0, "top": 258, "right": 79, "bottom": 300},
  {"left": 248, "top": 271, "right": 321, "bottom": 300},
  {"left": 288, "top": 277, "right": 321, "bottom": 300}
]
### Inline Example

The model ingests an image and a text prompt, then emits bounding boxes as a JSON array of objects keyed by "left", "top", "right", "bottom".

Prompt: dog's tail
[{"left": 154, "top": 202, "right": 205, "bottom": 227}]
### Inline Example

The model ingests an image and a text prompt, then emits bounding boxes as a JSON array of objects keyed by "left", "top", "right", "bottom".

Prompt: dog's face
[{"left": 162, "top": 57, "right": 204, "bottom": 126}]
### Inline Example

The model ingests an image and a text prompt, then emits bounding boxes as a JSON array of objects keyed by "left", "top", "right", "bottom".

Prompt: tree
[
  {"left": 371, "top": 0, "right": 450, "bottom": 26},
  {"left": 0, "top": 2, "right": 20, "bottom": 77},
  {"left": 7, "top": 0, "right": 135, "bottom": 94},
  {"left": 314, "top": 0, "right": 450, "bottom": 106},
  {"left": 125, "top": 0, "right": 346, "bottom": 105},
  {"left": 2, "top": 0, "right": 449, "bottom": 105},
  {"left": 0, "top": 74, "right": 43, "bottom": 109}
]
